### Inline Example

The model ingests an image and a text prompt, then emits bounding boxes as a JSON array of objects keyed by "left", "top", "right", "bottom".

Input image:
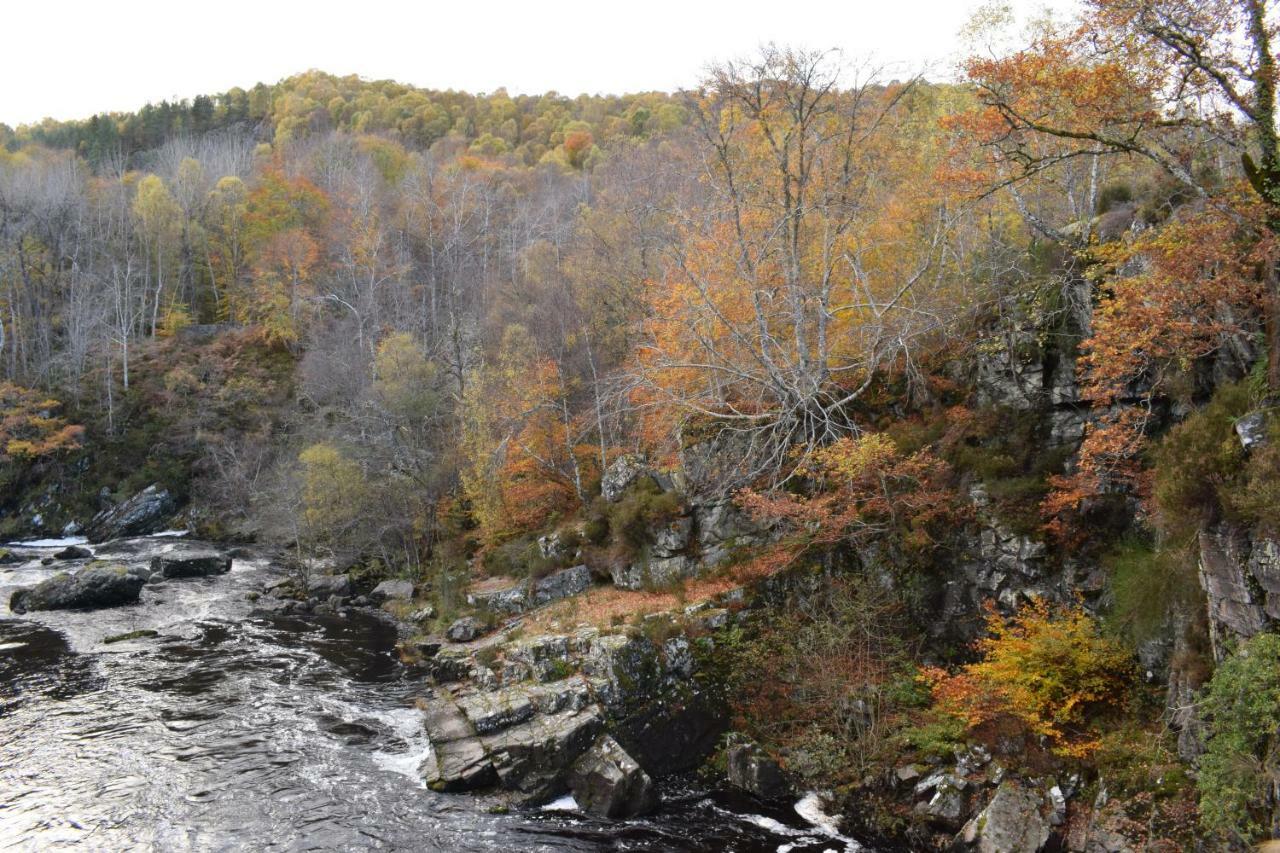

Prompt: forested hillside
[{"left": 6, "top": 2, "right": 1280, "bottom": 848}]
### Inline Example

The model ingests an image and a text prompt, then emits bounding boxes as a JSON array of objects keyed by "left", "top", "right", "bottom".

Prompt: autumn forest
[{"left": 5, "top": 2, "right": 1280, "bottom": 850}]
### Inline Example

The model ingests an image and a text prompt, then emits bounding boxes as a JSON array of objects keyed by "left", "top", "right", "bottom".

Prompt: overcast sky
[{"left": 3, "top": 0, "right": 1077, "bottom": 127}]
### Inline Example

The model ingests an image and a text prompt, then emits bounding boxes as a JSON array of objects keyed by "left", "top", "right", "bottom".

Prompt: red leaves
[{"left": 737, "top": 432, "right": 962, "bottom": 575}]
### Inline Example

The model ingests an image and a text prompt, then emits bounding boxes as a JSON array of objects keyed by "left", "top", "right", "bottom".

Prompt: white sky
[{"left": 2, "top": 0, "right": 1077, "bottom": 127}]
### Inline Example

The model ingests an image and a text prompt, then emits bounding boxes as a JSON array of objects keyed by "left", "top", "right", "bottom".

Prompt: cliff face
[{"left": 1198, "top": 525, "right": 1280, "bottom": 657}]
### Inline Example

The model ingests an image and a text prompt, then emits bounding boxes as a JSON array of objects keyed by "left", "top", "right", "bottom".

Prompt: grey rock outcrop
[
  {"left": 419, "top": 698, "right": 499, "bottom": 791},
  {"left": 601, "top": 454, "right": 651, "bottom": 502},
  {"left": 1236, "top": 410, "right": 1268, "bottom": 450},
  {"left": 529, "top": 565, "right": 592, "bottom": 607},
  {"left": 10, "top": 565, "right": 145, "bottom": 613},
  {"left": 1196, "top": 523, "right": 1280, "bottom": 659},
  {"left": 370, "top": 579, "right": 414, "bottom": 604},
  {"left": 85, "top": 485, "right": 177, "bottom": 543},
  {"left": 914, "top": 771, "right": 970, "bottom": 829},
  {"left": 611, "top": 554, "right": 694, "bottom": 591},
  {"left": 446, "top": 616, "right": 486, "bottom": 643},
  {"left": 469, "top": 565, "right": 592, "bottom": 615},
  {"left": 420, "top": 678, "right": 604, "bottom": 795},
  {"left": 417, "top": 623, "right": 723, "bottom": 803},
  {"left": 962, "top": 778, "right": 1052, "bottom": 853},
  {"left": 568, "top": 735, "right": 658, "bottom": 818}
]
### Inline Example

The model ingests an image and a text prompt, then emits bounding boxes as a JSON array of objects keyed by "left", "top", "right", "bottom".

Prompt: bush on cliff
[
  {"left": 1197, "top": 631, "right": 1280, "bottom": 843},
  {"left": 924, "top": 598, "right": 1134, "bottom": 758}
]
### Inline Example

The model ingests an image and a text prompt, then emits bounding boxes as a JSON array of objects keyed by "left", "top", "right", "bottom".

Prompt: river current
[{"left": 0, "top": 537, "right": 873, "bottom": 852}]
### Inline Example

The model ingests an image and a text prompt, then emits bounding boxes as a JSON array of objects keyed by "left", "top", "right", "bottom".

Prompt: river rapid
[{"left": 0, "top": 536, "right": 875, "bottom": 852}]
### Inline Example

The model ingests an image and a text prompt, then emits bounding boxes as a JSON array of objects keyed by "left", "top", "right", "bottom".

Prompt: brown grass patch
[{"left": 522, "top": 573, "right": 744, "bottom": 633}]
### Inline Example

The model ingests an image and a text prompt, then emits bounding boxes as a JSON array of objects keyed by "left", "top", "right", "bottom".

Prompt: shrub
[
  {"left": 606, "top": 478, "right": 681, "bottom": 552},
  {"left": 1102, "top": 538, "right": 1198, "bottom": 647},
  {"left": 582, "top": 507, "right": 610, "bottom": 546},
  {"left": 1151, "top": 381, "right": 1251, "bottom": 542},
  {"left": 1197, "top": 632, "right": 1280, "bottom": 842},
  {"left": 722, "top": 577, "right": 913, "bottom": 786},
  {"left": 924, "top": 598, "right": 1134, "bottom": 758},
  {"left": 481, "top": 535, "right": 558, "bottom": 579},
  {"left": 1096, "top": 181, "right": 1134, "bottom": 213}
]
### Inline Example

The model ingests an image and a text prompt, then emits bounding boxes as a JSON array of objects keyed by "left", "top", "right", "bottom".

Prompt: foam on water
[
  {"left": 795, "top": 792, "right": 862, "bottom": 851},
  {"left": 6, "top": 536, "right": 89, "bottom": 548},
  {"left": 540, "top": 794, "right": 579, "bottom": 812}
]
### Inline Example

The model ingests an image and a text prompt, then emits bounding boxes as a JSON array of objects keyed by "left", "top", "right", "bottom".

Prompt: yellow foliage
[
  {"left": 298, "top": 443, "right": 367, "bottom": 539},
  {"left": 924, "top": 598, "right": 1133, "bottom": 757}
]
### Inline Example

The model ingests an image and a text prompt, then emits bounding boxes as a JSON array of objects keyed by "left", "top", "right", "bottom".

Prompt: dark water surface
[{"left": 0, "top": 541, "right": 869, "bottom": 852}]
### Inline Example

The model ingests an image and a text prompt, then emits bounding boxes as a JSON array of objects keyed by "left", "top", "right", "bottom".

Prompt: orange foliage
[
  {"left": 0, "top": 383, "right": 84, "bottom": 463},
  {"left": 923, "top": 598, "right": 1133, "bottom": 758},
  {"left": 737, "top": 432, "right": 961, "bottom": 573},
  {"left": 1044, "top": 193, "right": 1272, "bottom": 538}
]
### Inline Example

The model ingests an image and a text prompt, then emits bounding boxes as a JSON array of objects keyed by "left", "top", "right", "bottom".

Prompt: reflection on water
[{"left": 0, "top": 544, "right": 870, "bottom": 852}]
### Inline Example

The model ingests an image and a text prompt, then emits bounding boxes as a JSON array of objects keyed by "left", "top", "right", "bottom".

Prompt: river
[{"left": 0, "top": 537, "right": 874, "bottom": 852}]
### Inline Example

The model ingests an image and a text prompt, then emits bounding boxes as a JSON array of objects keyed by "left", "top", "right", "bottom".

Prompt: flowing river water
[{"left": 0, "top": 537, "right": 876, "bottom": 852}]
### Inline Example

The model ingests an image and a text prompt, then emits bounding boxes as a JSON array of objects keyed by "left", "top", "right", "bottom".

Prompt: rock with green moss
[{"left": 9, "top": 565, "right": 144, "bottom": 613}]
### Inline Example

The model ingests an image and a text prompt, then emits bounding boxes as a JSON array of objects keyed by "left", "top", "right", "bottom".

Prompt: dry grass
[
  {"left": 520, "top": 573, "right": 744, "bottom": 633},
  {"left": 470, "top": 575, "right": 522, "bottom": 594}
]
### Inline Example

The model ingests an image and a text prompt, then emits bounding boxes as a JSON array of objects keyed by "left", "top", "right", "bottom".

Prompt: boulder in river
[
  {"left": 85, "top": 485, "right": 177, "bottom": 543},
  {"left": 9, "top": 565, "right": 145, "bottom": 613},
  {"left": 568, "top": 735, "right": 658, "bottom": 818},
  {"left": 726, "top": 739, "right": 790, "bottom": 800},
  {"left": 54, "top": 544, "right": 93, "bottom": 560},
  {"left": 151, "top": 547, "right": 232, "bottom": 578}
]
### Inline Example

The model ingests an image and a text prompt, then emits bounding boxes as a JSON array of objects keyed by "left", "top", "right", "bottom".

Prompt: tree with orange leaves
[
  {"left": 1043, "top": 192, "right": 1273, "bottom": 536},
  {"left": 964, "top": 0, "right": 1280, "bottom": 378},
  {"left": 461, "top": 324, "right": 597, "bottom": 544},
  {"left": 633, "top": 47, "right": 976, "bottom": 487},
  {"left": 236, "top": 167, "right": 330, "bottom": 345}
]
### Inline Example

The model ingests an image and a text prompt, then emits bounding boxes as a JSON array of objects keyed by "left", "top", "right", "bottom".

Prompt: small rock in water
[
  {"left": 726, "top": 739, "right": 790, "bottom": 800},
  {"left": 103, "top": 629, "right": 159, "bottom": 644},
  {"left": 55, "top": 545, "right": 92, "bottom": 560},
  {"left": 151, "top": 547, "right": 232, "bottom": 578}
]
